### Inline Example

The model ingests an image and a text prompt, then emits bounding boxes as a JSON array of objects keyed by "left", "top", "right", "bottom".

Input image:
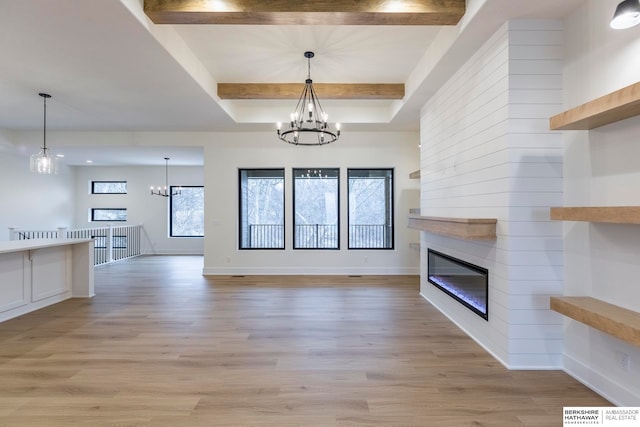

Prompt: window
[
  {"left": 348, "top": 169, "right": 394, "bottom": 249},
  {"left": 170, "top": 186, "right": 204, "bottom": 237},
  {"left": 239, "top": 169, "right": 285, "bottom": 249},
  {"left": 91, "top": 181, "right": 127, "bottom": 194},
  {"left": 91, "top": 208, "right": 127, "bottom": 222},
  {"left": 293, "top": 168, "right": 339, "bottom": 249}
]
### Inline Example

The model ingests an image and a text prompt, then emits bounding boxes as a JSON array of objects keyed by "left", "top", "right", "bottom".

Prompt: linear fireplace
[{"left": 427, "top": 249, "right": 488, "bottom": 320}]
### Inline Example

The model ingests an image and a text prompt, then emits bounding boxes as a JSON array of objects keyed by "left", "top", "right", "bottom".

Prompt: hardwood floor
[{"left": 0, "top": 256, "right": 609, "bottom": 426}]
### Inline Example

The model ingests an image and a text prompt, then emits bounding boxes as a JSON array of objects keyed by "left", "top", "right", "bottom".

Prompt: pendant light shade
[
  {"left": 611, "top": 0, "right": 640, "bottom": 29},
  {"left": 30, "top": 93, "right": 59, "bottom": 174}
]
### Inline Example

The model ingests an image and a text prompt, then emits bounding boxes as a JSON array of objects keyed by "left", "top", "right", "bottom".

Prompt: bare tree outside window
[
  {"left": 91, "top": 181, "right": 127, "bottom": 194},
  {"left": 293, "top": 168, "right": 339, "bottom": 249},
  {"left": 348, "top": 169, "right": 394, "bottom": 249},
  {"left": 239, "top": 169, "right": 285, "bottom": 249},
  {"left": 91, "top": 208, "right": 127, "bottom": 222},
  {"left": 170, "top": 186, "right": 204, "bottom": 237}
]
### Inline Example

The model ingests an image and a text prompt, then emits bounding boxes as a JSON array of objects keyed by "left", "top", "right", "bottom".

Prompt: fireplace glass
[{"left": 427, "top": 249, "right": 488, "bottom": 320}]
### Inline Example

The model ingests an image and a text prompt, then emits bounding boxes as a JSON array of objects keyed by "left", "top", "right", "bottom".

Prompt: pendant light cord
[
  {"left": 43, "top": 95, "right": 47, "bottom": 151},
  {"left": 39, "top": 93, "right": 51, "bottom": 152},
  {"left": 165, "top": 157, "right": 170, "bottom": 189}
]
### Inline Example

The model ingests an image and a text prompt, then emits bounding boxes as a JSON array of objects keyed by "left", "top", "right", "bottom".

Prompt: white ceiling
[{"left": 0, "top": 0, "right": 587, "bottom": 165}]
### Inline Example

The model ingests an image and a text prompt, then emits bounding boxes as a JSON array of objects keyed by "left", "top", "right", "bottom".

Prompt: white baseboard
[
  {"left": 0, "top": 292, "right": 71, "bottom": 323},
  {"left": 563, "top": 353, "right": 638, "bottom": 407},
  {"left": 419, "top": 292, "right": 563, "bottom": 370},
  {"left": 202, "top": 266, "right": 420, "bottom": 275},
  {"left": 419, "top": 291, "right": 512, "bottom": 370},
  {"left": 419, "top": 293, "right": 640, "bottom": 404},
  {"left": 141, "top": 250, "right": 204, "bottom": 256}
]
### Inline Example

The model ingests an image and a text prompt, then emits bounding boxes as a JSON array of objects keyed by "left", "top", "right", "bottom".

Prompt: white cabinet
[{"left": 0, "top": 239, "right": 94, "bottom": 322}]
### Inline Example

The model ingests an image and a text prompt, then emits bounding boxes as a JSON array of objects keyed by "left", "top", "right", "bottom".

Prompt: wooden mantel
[
  {"left": 408, "top": 215, "right": 497, "bottom": 240},
  {"left": 550, "top": 206, "right": 640, "bottom": 224},
  {"left": 550, "top": 81, "right": 640, "bottom": 130},
  {"left": 550, "top": 296, "right": 640, "bottom": 346}
]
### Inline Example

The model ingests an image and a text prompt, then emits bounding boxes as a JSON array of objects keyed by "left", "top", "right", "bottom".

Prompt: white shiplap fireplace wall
[{"left": 419, "top": 20, "right": 564, "bottom": 369}]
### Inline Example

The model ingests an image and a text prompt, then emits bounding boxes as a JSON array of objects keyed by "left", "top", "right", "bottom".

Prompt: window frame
[
  {"left": 169, "top": 185, "right": 204, "bottom": 238},
  {"left": 91, "top": 181, "right": 127, "bottom": 194},
  {"left": 238, "top": 168, "right": 285, "bottom": 250},
  {"left": 292, "top": 167, "right": 340, "bottom": 250},
  {"left": 347, "top": 168, "right": 395, "bottom": 250},
  {"left": 90, "top": 208, "right": 127, "bottom": 222}
]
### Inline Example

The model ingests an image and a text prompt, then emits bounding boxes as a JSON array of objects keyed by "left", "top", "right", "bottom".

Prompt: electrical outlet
[{"left": 617, "top": 351, "right": 631, "bottom": 372}]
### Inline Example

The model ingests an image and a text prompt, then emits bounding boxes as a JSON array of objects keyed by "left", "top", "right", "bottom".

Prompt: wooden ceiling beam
[
  {"left": 217, "top": 83, "right": 405, "bottom": 100},
  {"left": 144, "top": 0, "right": 465, "bottom": 25}
]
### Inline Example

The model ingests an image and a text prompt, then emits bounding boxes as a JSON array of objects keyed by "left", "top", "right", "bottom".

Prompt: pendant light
[
  {"left": 30, "top": 93, "right": 59, "bottom": 174},
  {"left": 611, "top": 0, "right": 640, "bottom": 29}
]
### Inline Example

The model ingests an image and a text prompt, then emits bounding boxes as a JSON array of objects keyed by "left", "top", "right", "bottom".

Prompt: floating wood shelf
[
  {"left": 407, "top": 215, "right": 497, "bottom": 240},
  {"left": 550, "top": 296, "right": 640, "bottom": 346},
  {"left": 550, "top": 206, "right": 640, "bottom": 224},
  {"left": 409, "top": 170, "right": 420, "bottom": 179},
  {"left": 550, "top": 81, "right": 640, "bottom": 130}
]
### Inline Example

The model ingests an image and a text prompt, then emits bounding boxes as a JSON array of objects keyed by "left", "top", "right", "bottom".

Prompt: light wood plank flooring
[{"left": 0, "top": 256, "right": 609, "bottom": 426}]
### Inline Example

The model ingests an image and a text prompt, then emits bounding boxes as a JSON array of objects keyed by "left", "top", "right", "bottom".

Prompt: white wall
[
  {"left": 3, "top": 130, "right": 419, "bottom": 270},
  {"left": 419, "top": 20, "right": 564, "bottom": 369},
  {"left": 561, "top": 0, "right": 640, "bottom": 406},
  {"left": 505, "top": 20, "right": 565, "bottom": 369},
  {"left": 74, "top": 165, "right": 204, "bottom": 255},
  {"left": 203, "top": 131, "right": 420, "bottom": 275},
  {"left": 0, "top": 151, "right": 75, "bottom": 241}
]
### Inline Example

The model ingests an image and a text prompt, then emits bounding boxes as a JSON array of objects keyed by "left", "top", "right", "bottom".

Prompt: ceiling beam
[
  {"left": 217, "top": 83, "right": 405, "bottom": 100},
  {"left": 144, "top": 0, "right": 465, "bottom": 25}
]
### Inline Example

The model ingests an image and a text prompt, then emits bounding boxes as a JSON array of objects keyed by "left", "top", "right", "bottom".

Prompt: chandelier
[
  {"left": 277, "top": 51, "right": 340, "bottom": 146},
  {"left": 30, "top": 93, "right": 59, "bottom": 174},
  {"left": 150, "top": 157, "right": 181, "bottom": 197}
]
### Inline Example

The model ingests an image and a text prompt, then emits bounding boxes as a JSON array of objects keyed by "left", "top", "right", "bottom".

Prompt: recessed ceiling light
[
  {"left": 56, "top": 154, "right": 64, "bottom": 158},
  {"left": 381, "top": 0, "right": 405, "bottom": 12},
  {"left": 207, "top": 0, "right": 235, "bottom": 12},
  {"left": 85, "top": 160, "right": 93, "bottom": 163}
]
